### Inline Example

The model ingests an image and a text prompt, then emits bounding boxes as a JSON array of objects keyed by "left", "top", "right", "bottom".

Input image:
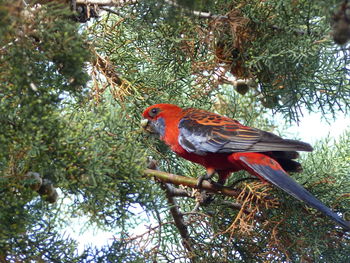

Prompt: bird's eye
[{"left": 149, "top": 107, "right": 160, "bottom": 117}]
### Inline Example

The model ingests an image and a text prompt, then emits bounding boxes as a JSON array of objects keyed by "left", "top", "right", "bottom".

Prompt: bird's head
[{"left": 141, "top": 103, "right": 182, "bottom": 136}]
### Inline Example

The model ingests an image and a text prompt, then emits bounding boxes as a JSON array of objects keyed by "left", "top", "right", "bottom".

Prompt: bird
[{"left": 142, "top": 103, "right": 350, "bottom": 230}]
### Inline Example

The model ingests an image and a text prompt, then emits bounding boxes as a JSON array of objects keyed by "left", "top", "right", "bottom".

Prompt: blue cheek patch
[{"left": 153, "top": 117, "right": 165, "bottom": 137}]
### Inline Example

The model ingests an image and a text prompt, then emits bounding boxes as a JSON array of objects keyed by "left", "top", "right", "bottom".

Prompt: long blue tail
[{"left": 238, "top": 154, "right": 350, "bottom": 231}]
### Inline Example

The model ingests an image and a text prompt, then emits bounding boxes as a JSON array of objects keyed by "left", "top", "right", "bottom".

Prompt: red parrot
[{"left": 142, "top": 103, "right": 350, "bottom": 230}]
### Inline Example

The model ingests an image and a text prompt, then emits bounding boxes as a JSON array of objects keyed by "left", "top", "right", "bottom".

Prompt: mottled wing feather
[{"left": 178, "top": 109, "right": 313, "bottom": 155}]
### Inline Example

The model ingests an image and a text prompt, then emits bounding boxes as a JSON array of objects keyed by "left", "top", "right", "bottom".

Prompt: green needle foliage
[{"left": 0, "top": 0, "right": 349, "bottom": 262}]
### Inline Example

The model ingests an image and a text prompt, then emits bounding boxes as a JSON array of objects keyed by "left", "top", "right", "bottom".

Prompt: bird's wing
[{"left": 178, "top": 109, "right": 313, "bottom": 155}]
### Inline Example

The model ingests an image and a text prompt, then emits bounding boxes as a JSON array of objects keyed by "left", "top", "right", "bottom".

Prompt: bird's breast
[{"left": 174, "top": 146, "right": 242, "bottom": 172}]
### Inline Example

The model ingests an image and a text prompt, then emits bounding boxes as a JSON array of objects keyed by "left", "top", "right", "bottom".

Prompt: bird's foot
[
  {"left": 197, "top": 175, "right": 224, "bottom": 189},
  {"left": 208, "top": 179, "right": 224, "bottom": 189},
  {"left": 197, "top": 173, "right": 214, "bottom": 188}
]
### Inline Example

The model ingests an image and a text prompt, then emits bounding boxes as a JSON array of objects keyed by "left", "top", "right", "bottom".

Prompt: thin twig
[
  {"left": 100, "top": 6, "right": 121, "bottom": 16},
  {"left": 123, "top": 221, "right": 174, "bottom": 242},
  {"left": 76, "top": 0, "right": 137, "bottom": 6},
  {"left": 221, "top": 200, "right": 265, "bottom": 222},
  {"left": 165, "top": 185, "right": 191, "bottom": 197},
  {"left": 164, "top": 0, "right": 228, "bottom": 20}
]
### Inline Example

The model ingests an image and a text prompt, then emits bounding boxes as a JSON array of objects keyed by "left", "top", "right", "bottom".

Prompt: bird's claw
[
  {"left": 197, "top": 173, "right": 212, "bottom": 188},
  {"left": 208, "top": 179, "right": 224, "bottom": 188},
  {"left": 197, "top": 174, "right": 223, "bottom": 189}
]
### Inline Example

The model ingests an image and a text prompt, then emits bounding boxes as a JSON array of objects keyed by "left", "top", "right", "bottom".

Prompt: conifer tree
[{"left": 0, "top": 0, "right": 349, "bottom": 262}]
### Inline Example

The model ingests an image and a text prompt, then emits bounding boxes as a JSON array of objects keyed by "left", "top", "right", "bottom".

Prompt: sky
[{"left": 283, "top": 112, "right": 350, "bottom": 144}]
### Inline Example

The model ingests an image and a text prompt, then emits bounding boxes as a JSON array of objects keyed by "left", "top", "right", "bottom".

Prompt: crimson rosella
[{"left": 142, "top": 103, "right": 350, "bottom": 230}]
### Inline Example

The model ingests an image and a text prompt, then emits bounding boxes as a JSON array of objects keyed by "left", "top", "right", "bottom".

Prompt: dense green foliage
[{"left": 0, "top": 0, "right": 349, "bottom": 262}]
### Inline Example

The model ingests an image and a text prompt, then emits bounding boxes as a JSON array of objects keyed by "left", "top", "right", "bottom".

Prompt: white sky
[{"left": 283, "top": 112, "right": 350, "bottom": 144}]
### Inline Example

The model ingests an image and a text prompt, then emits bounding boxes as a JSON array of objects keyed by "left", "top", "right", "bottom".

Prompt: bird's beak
[
  {"left": 141, "top": 119, "right": 149, "bottom": 129},
  {"left": 141, "top": 119, "right": 154, "bottom": 133}
]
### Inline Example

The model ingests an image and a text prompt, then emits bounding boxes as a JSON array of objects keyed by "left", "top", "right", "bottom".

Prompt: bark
[{"left": 144, "top": 168, "right": 241, "bottom": 198}]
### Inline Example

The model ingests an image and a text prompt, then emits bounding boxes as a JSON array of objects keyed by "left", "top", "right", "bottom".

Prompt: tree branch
[
  {"left": 160, "top": 183, "right": 196, "bottom": 257},
  {"left": 99, "top": 6, "right": 121, "bottom": 15},
  {"left": 164, "top": 184, "right": 192, "bottom": 197},
  {"left": 76, "top": 0, "right": 137, "bottom": 5},
  {"left": 164, "top": 0, "right": 228, "bottom": 20},
  {"left": 144, "top": 168, "right": 241, "bottom": 199},
  {"left": 144, "top": 169, "right": 268, "bottom": 223}
]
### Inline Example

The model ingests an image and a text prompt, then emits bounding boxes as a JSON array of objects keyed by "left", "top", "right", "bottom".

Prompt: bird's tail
[{"left": 233, "top": 152, "right": 350, "bottom": 231}]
